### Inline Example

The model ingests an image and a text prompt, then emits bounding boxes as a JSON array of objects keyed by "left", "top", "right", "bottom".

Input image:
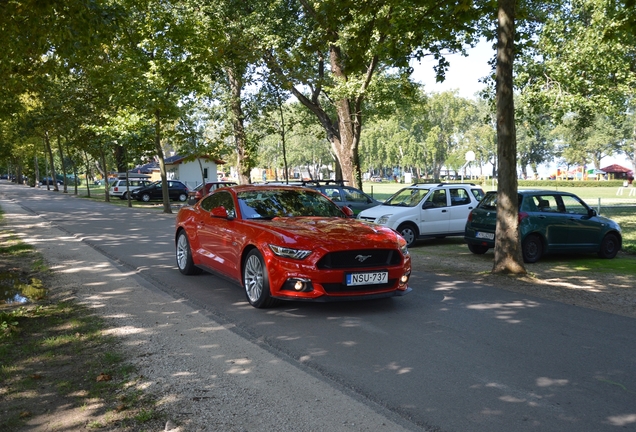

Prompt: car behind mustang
[{"left": 175, "top": 185, "right": 411, "bottom": 308}]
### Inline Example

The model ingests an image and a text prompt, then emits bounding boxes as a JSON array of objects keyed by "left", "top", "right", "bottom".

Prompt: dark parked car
[
  {"left": 187, "top": 181, "right": 237, "bottom": 204},
  {"left": 131, "top": 180, "right": 189, "bottom": 202},
  {"left": 39, "top": 177, "right": 63, "bottom": 186},
  {"left": 277, "top": 180, "right": 381, "bottom": 216},
  {"left": 464, "top": 190, "right": 622, "bottom": 263}
]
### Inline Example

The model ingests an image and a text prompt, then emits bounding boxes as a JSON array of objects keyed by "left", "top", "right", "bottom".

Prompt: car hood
[
  {"left": 358, "top": 204, "right": 409, "bottom": 219},
  {"left": 253, "top": 217, "right": 402, "bottom": 249}
]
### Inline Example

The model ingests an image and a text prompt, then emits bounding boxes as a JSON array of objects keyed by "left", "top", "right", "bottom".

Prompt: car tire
[
  {"left": 141, "top": 193, "right": 151, "bottom": 202},
  {"left": 468, "top": 244, "right": 489, "bottom": 254},
  {"left": 522, "top": 234, "right": 543, "bottom": 263},
  {"left": 122, "top": 192, "right": 128, "bottom": 200},
  {"left": 598, "top": 233, "right": 619, "bottom": 259},
  {"left": 178, "top": 193, "right": 187, "bottom": 202},
  {"left": 176, "top": 231, "right": 202, "bottom": 275},
  {"left": 397, "top": 223, "right": 418, "bottom": 248},
  {"left": 243, "top": 249, "right": 279, "bottom": 308}
]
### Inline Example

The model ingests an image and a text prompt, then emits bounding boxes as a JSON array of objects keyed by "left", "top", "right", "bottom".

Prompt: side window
[
  {"left": 534, "top": 195, "right": 559, "bottom": 212},
  {"left": 343, "top": 187, "right": 369, "bottom": 203},
  {"left": 323, "top": 187, "right": 341, "bottom": 202},
  {"left": 200, "top": 191, "right": 236, "bottom": 217},
  {"left": 449, "top": 188, "right": 471, "bottom": 206},
  {"left": 199, "top": 195, "right": 215, "bottom": 211},
  {"left": 560, "top": 195, "right": 589, "bottom": 215},
  {"left": 426, "top": 189, "right": 448, "bottom": 208}
]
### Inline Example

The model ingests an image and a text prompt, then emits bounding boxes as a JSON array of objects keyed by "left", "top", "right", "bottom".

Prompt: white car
[
  {"left": 358, "top": 183, "right": 485, "bottom": 247},
  {"left": 110, "top": 178, "right": 152, "bottom": 200}
]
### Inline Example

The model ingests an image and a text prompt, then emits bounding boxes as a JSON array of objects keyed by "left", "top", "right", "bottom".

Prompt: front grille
[
  {"left": 316, "top": 249, "right": 401, "bottom": 269},
  {"left": 322, "top": 279, "right": 397, "bottom": 293}
]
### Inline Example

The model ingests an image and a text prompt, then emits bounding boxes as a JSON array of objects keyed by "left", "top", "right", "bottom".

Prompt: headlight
[
  {"left": 269, "top": 245, "right": 312, "bottom": 260},
  {"left": 399, "top": 243, "right": 409, "bottom": 256},
  {"left": 377, "top": 214, "right": 392, "bottom": 225}
]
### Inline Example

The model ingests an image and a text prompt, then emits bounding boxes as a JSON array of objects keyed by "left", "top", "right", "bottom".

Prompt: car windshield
[
  {"left": 384, "top": 188, "right": 430, "bottom": 207},
  {"left": 237, "top": 189, "right": 345, "bottom": 219}
]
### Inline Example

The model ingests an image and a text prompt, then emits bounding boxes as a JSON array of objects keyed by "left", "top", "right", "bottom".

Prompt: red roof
[{"left": 600, "top": 164, "right": 633, "bottom": 174}]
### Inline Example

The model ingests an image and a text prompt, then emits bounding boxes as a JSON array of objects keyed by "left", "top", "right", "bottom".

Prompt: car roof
[
  {"left": 407, "top": 182, "right": 481, "bottom": 189},
  {"left": 223, "top": 184, "right": 321, "bottom": 193},
  {"left": 485, "top": 190, "right": 578, "bottom": 196}
]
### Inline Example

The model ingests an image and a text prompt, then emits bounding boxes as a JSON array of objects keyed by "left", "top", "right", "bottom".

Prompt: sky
[
  {"left": 410, "top": 40, "right": 494, "bottom": 99},
  {"left": 408, "top": 41, "right": 633, "bottom": 174}
]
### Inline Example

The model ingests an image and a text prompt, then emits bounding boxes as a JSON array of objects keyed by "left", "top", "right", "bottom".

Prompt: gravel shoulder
[{"left": 409, "top": 239, "right": 636, "bottom": 319}]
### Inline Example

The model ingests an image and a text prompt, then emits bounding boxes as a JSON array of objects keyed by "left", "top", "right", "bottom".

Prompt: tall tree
[
  {"left": 493, "top": 0, "right": 525, "bottom": 274},
  {"left": 263, "top": 0, "right": 486, "bottom": 189}
]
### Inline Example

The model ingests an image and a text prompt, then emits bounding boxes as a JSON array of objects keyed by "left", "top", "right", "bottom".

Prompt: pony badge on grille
[{"left": 355, "top": 254, "right": 372, "bottom": 262}]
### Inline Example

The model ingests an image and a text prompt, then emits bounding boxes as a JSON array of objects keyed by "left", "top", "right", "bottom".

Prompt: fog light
[
  {"left": 282, "top": 278, "right": 314, "bottom": 292},
  {"left": 400, "top": 273, "right": 410, "bottom": 284}
]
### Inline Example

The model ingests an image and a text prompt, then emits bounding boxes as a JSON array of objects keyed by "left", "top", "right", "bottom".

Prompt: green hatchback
[{"left": 464, "top": 190, "right": 622, "bottom": 263}]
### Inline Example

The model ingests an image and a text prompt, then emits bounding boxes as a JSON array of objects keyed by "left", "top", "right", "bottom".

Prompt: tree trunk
[
  {"left": 44, "top": 131, "right": 59, "bottom": 191},
  {"left": 492, "top": 0, "right": 526, "bottom": 275},
  {"left": 154, "top": 110, "right": 172, "bottom": 214},
  {"left": 100, "top": 149, "right": 110, "bottom": 202},
  {"left": 83, "top": 150, "right": 92, "bottom": 198},
  {"left": 226, "top": 65, "right": 251, "bottom": 185},
  {"left": 278, "top": 102, "right": 289, "bottom": 183},
  {"left": 34, "top": 154, "right": 40, "bottom": 187},
  {"left": 56, "top": 134, "right": 68, "bottom": 193}
]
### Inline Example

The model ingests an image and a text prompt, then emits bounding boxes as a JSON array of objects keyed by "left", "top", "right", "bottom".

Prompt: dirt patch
[{"left": 409, "top": 239, "right": 636, "bottom": 319}]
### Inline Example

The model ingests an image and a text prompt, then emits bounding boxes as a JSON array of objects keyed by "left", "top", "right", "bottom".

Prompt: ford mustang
[{"left": 175, "top": 185, "right": 412, "bottom": 308}]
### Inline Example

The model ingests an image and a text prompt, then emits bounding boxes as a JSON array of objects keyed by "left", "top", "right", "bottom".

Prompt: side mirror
[
  {"left": 341, "top": 206, "right": 355, "bottom": 218},
  {"left": 422, "top": 201, "right": 434, "bottom": 209},
  {"left": 210, "top": 206, "right": 230, "bottom": 219},
  {"left": 588, "top": 208, "right": 597, "bottom": 217}
]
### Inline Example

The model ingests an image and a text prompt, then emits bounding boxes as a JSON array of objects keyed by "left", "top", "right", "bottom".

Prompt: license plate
[
  {"left": 346, "top": 271, "right": 388, "bottom": 286},
  {"left": 476, "top": 231, "right": 495, "bottom": 240}
]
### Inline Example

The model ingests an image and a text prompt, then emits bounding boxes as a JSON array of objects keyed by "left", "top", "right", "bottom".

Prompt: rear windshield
[{"left": 478, "top": 192, "right": 522, "bottom": 210}]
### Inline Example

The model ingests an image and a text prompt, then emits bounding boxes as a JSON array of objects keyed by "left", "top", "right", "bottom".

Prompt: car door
[
  {"left": 419, "top": 189, "right": 450, "bottom": 234},
  {"left": 196, "top": 191, "right": 240, "bottom": 277},
  {"left": 559, "top": 195, "right": 603, "bottom": 250},
  {"left": 448, "top": 187, "right": 476, "bottom": 232},
  {"left": 166, "top": 181, "right": 180, "bottom": 200},
  {"left": 530, "top": 194, "right": 570, "bottom": 248},
  {"left": 148, "top": 182, "right": 162, "bottom": 199}
]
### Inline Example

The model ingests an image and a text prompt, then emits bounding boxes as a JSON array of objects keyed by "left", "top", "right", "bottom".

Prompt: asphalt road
[{"left": 2, "top": 182, "right": 635, "bottom": 432}]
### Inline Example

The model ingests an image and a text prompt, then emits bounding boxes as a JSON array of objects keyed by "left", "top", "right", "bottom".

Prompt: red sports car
[{"left": 175, "top": 185, "right": 412, "bottom": 308}]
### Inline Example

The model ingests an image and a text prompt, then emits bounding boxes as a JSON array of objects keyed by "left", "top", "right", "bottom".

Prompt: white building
[{"left": 164, "top": 155, "right": 226, "bottom": 189}]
